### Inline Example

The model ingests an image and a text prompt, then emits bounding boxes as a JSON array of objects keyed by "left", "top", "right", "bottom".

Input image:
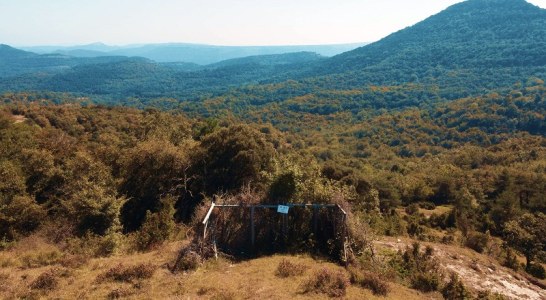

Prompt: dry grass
[{"left": 0, "top": 236, "right": 432, "bottom": 299}]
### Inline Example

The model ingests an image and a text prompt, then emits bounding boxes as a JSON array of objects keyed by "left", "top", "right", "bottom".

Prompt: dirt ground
[{"left": 376, "top": 237, "right": 546, "bottom": 300}]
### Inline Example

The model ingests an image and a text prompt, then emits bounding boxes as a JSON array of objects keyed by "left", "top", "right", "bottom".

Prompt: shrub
[
  {"left": 418, "top": 202, "right": 436, "bottom": 210},
  {"left": 301, "top": 267, "right": 349, "bottom": 298},
  {"left": 348, "top": 266, "right": 389, "bottom": 296},
  {"left": 275, "top": 259, "right": 307, "bottom": 278},
  {"left": 65, "top": 231, "right": 123, "bottom": 258},
  {"left": 411, "top": 272, "right": 440, "bottom": 292},
  {"left": 465, "top": 232, "right": 489, "bottom": 253},
  {"left": 526, "top": 263, "right": 546, "bottom": 279},
  {"left": 97, "top": 263, "right": 156, "bottom": 283},
  {"left": 441, "top": 273, "right": 470, "bottom": 300},
  {"left": 135, "top": 196, "right": 176, "bottom": 251},
  {"left": 406, "top": 218, "right": 425, "bottom": 238},
  {"left": 29, "top": 269, "right": 59, "bottom": 291},
  {"left": 392, "top": 243, "right": 443, "bottom": 293},
  {"left": 476, "top": 290, "right": 509, "bottom": 300},
  {"left": 405, "top": 204, "right": 420, "bottom": 216},
  {"left": 174, "top": 250, "right": 201, "bottom": 271},
  {"left": 502, "top": 247, "right": 519, "bottom": 271},
  {"left": 441, "top": 234, "right": 455, "bottom": 244}
]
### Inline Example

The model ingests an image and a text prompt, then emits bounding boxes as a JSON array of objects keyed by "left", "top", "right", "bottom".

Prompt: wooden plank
[
  {"left": 202, "top": 203, "right": 216, "bottom": 225},
  {"left": 336, "top": 204, "right": 347, "bottom": 216}
]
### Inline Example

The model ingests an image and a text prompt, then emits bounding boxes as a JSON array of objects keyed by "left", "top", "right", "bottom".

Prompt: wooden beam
[
  {"left": 336, "top": 204, "right": 347, "bottom": 216},
  {"left": 313, "top": 205, "right": 318, "bottom": 235},
  {"left": 202, "top": 202, "right": 216, "bottom": 225},
  {"left": 214, "top": 203, "right": 337, "bottom": 209},
  {"left": 250, "top": 205, "right": 255, "bottom": 249}
]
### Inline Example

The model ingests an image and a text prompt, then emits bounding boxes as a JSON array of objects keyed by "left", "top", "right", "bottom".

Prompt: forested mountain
[
  {"left": 311, "top": 0, "right": 546, "bottom": 88},
  {"left": 22, "top": 42, "right": 366, "bottom": 64},
  {"left": 0, "top": 45, "right": 75, "bottom": 78},
  {"left": 0, "top": 54, "right": 325, "bottom": 101},
  {"left": 208, "top": 52, "right": 325, "bottom": 68},
  {"left": 0, "top": 44, "right": 135, "bottom": 78}
]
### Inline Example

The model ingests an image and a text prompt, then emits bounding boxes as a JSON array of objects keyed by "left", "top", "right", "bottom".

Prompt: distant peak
[
  {"left": 0, "top": 44, "right": 24, "bottom": 52},
  {"left": 87, "top": 42, "right": 108, "bottom": 46}
]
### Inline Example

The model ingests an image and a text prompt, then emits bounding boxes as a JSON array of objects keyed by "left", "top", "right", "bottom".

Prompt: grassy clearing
[
  {"left": 420, "top": 205, "right": 452, "bottom": 218},
  {"left": 0, "top": 236, "right": 433, "bottom": 299}
]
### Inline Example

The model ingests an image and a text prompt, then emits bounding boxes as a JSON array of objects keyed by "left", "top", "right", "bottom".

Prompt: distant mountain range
[
  {"left": 0, "top": 45, "right": 325, "bottom": 99},
  {"left": 1, "top": 0, "right": 545, "bottom": 106},
  {"left": 20, "top": 42, "right": 367, "bottom": 64}
]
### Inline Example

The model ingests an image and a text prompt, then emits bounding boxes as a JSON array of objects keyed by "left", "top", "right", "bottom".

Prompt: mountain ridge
[
  {"left": 21, "top": 42, "right": 368, "bottom": 64},
  {"left": 1, "top": 0, "right": 546, "bottom": 105},
  {"left": 322, "top": 0, "right": 546, "bottom": 74}
]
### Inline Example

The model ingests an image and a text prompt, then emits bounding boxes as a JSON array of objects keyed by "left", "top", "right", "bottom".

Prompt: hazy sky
[{"left": 1, "top": 0, "right": 545, "bottom": 46}]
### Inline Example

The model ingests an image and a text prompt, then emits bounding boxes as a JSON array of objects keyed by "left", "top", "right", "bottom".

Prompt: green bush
[
  {"left": 135, "top": 196, "right": 176, "bottom": 251},
  {"left": 411, "top": 272, "right": 440, "bottom": 292},
  {"left": 348, "top": 266, "right": 389, "bottom": 296},
  {"left": 392, "top": 243, "right": 443, "bottom": 293},
  {"left": 526, "top": 263, "right": 546, "bottom": 279},
  {"left": 476, "top": 290, "right": 509, "bottom": 300},
  {"left": 502, "top": 247, "right": 519, "bottom": 271},
  {"left": 465, "top": 232, "right": 489, "bottom": 253},
  {"left": 405, "top": 204, "right": 420, "bottom": 216},
  {"left": 441, "top": 273, "right": 470, "bottom": 300}
]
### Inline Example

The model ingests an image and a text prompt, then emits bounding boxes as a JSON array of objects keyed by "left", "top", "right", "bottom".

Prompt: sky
[{"left": 1, "top": 0, "right": 545, "bottom": 47}]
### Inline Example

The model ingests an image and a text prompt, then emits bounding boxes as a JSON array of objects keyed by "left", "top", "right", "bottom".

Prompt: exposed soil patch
[
  {"left": 376, "top": 237, "right": 546, "bottom": 300},
  {"left": 11, "top": 114, "right": 27, "bottom": 124}
]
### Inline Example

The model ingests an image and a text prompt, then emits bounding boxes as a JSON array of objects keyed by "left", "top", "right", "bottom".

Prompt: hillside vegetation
[{"left": 1, "top": 0, "right": 546, "bottom": 298}]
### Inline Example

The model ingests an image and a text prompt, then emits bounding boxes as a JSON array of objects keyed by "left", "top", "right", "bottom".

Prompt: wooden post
[
  {"left": 313, "top": 205, "right": 318, "bottom": 236},
  {"left": 342, "top": 213, "right": 348, "bottom": 266},
  {"left": 250, "top": 205, "right": 255, "bottom": 250},
  {"left": 202, "top": 203, "right": 216, "bottom": 239}
]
